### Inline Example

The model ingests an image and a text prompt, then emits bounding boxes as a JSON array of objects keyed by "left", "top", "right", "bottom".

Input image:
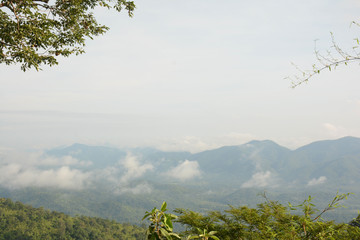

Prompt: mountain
[
  {"left": 188, "top": 140, "right": 291, "bottom": 185},
  {"left": 283, "top": 136, "right": 360, "bottom": 185},
  {"left": 42, "top": 136, "right": 360, "bottom": 188},
  {"left": 1, "top": 136, "right": 360, "bottom": 223},
  {"left": 46, "top": 143, "right": 127, "bottom": 169}
]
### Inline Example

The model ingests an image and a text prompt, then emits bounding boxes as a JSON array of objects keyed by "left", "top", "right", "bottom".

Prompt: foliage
[
  {"left": 142, "top": 201, "right": 181, "bottom": 240},
  {"left": 145, "top": 193, "right": 360, "bottom": 240},
  {"left": 288, "top": 21, "right": 360, "bottom": 87},
  {"left": 0, "top": 0, "right": 135, "bottom": 71},
  {"left": 0, "top": 197, "right": 145, "bottom": 239},
  {"left": 349, "top": 214, "right": 360, "bottom": 228},
  {"left": 186, "top": 228, "right": 219, "bottom": 240}
]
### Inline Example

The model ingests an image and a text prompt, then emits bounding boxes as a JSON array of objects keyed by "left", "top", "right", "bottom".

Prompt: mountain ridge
[
  {"left": 1, "top": 136, "right": 360, "bottom": 223},
  {"left": 41, "top": 136, "right": 360, "bottom": 188}
]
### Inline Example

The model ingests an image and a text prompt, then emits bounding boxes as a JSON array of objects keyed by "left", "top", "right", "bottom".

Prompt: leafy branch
[
  {"left": 0, "top": 0, "right": 136, "bottom": 71},
  {"left": 312, "top": 192, "right": 352, "bottom": 222},
  {"left": 186, "top": 228, "right": 219, "bottom": 240},
  {"left": 287, "top": 21, "right": 360, "bottom": 88},
  {"left": 142, "top": 201, "right": 181, "bottom": 240},
  {"left": 152, "top": 193, "right": 360, "bottom": 239}
]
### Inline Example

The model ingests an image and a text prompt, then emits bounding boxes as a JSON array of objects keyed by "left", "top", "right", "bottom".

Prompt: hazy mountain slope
[
  {"left": 189, "top": 140, "right": 291, "bottom": 184},
  {"left": 2, "top": 136, "right": 360, "bottom": 224},
  {"left": 45, "top": 143, "right": 127, "bottom": 169},
  {"left": 282, "top": 136, "right": 360, "bottom": 184},
  {"left": 42, "top": 136, "right": 360, "bottom": 188}
]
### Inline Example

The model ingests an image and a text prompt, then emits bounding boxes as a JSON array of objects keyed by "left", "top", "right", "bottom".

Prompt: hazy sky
[{"left": 1, "top": 0, "right": 360, "bottom": 152}]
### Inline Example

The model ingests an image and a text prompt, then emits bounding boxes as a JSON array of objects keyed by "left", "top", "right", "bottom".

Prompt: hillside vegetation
[
  {"left": 143, "top": 196, "right": 360, "bottom": 240},
  {"left": 1, "top": 195, "right": 360, "bottom": 239},
  {"left": 1, "top": 137, "right": 360, "bottom": 224},
  {"left": 0, "top": 198, "right": 145, "bottom": 240}
]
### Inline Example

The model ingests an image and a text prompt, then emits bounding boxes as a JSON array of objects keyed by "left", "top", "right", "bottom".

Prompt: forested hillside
[
  {"left": 0, "top": 198, "right": 145, "bottom": 240},
  {"left": 1, "top": 137, "right": 360, "bottom": 224},
  {"left": 2, "top": 195, "right": 360, "bottom": 240},
  {"left": 142, "top": 197, "right": 360, "bottom": 240}
]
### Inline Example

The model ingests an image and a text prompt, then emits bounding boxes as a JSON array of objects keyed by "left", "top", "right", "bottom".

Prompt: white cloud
[
  {"left": 96, "top": 166, "right": 119, "bottom": 183},
  {"left": 0, "top": 150, "right": 91, "bottom": 189},
  {"left": 120, "top": 153, "right": 153, "bottom": 183},
  {"left": 323, "top": 123, "right": 346, "bottom": 137},
  {"left": 0, "top": 150, "right": 42, "bottom": 166},
  {"left": 307, "top": 176, "right": 327, "bottom": 186},
  {"left": 91, "top": 153, "right": 154, "bottom": 194},
  {"left": 156, "top": 133, "right": 257, "bottom": 153},
  {"left": 39, "top": 155, "right": 92, "bottom": 167},
  {"left": 156, "top": 136, "right": 215, "bottom": 153},
  {"left": 323, "top": 123, "right": 338, "bottom": 133},
  {"left": 115, "top": 182, "right": 152, "bottom": 195},
  {"left": 166, "top": 160, "right": 201, "bottom": 181},
  {"left": 0, "top": 149, "right": 90, "bottom": 167},
  {"left": 241, "top": 171, "right": 273, "bottom": 188},
  {"left": 0, "top": 164, "right": 90, "bottom": 189}
]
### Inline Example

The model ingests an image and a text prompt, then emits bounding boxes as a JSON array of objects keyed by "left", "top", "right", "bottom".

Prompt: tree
[
  {"left": 0, "top": 0, "right": 135, "bottom": 71},
  {"left": 142, "top": 201, "right": 181, "bottom": 240},
  {"left": 144, "top": 194, "right": 360, "bottom": 239},
  {"left": 0, "top": 197, "right": 146, "bottom": 239},
  {"left": 288, "top": 22, "right": 360, "bottom": 88}
]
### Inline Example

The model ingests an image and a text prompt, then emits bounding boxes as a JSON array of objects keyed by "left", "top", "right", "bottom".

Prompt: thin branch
[
  {"left": 288, "top": 21, "right": 360, "bottom": 88},
  {"left": 290, "top": 57, "right": 360, "bottom": 88},
  {"left": 311, "top": 193, "right": 351, "bottom": 222}
]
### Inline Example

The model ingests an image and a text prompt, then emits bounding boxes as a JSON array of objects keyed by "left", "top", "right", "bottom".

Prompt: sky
[{"left": 1, "top": 0, "right": 360, "bottom": 153}]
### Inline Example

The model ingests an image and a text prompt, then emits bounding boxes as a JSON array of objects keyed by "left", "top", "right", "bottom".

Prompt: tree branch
[{"left": 288, "top": 22, "right": 360, "bottom": 88}]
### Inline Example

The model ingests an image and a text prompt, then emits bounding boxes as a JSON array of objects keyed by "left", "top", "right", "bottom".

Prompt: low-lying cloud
[
  {"left": 39, "top": 155, "right": 92, "bottom": 167},
  {"left": 0, "top": 149, "right": 90, "bottom": 167},
  {"left": 0, "top": 150, "right": 91, "bottom": 189},
  {"left": 156, "top": 133, "right": 257, "bottom": 153},
  {"left": 241, "top": 171, "right": 273, "bottom": 188},
  {"left": 307, "top": 176, "right": 327, "bottom": 186},
  {"left": 166, "top": 160, "right": 201, "bottom": 181},
  {"left": 323, "top": 123, "right": 346, "bottom": 138},
  {"left": 0, "top": 164, "right": 90, "bottom": 189},
  {"left": 120, "top": 153, "right": 153, "bottom": 183},
  {"left": 115, "top": 182, "right": 152, "bottom": 195},
  {"left": 104, "top": 154, "right": 155, "bottom": 195}
]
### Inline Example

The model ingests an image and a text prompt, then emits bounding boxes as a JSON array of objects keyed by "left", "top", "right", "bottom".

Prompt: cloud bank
[
  {"left": 241, "top": 171, "right": 273, "bottom": 188},
  {"left": 105, "top": 153, "right": 154, "bottom": 195},
  {"left": 307, "top": 176, "right": 327, "bottom": 186},
  {"left": 115, "top": 182, "right": 152, "bottom": 195},
  {"left": 0, "top": 164, "right": 90, "bottom": 189},
  {"left": 166, "top": 160, "right": 201, "bottom": 181},
  {"left": 120, "top": 153, "right": 153, "bottom": 183},
  {"left": 0, "top": 150, "right": 91, "bottom": 190},
  {"left": 0, "top": 150, "right": 155, "bottom": 193}
]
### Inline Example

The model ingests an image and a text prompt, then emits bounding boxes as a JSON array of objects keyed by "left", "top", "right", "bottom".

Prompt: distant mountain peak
[
  {"left": 70, "top": 143, "right": 87, "bottom": 148},
  {"left": 295, "top": 136, "right": 360, "bottom": 152},
  {"left": 243, "top": 139, "right": 289, "bottom": 151},
  {"left": 246, "top": 139, "right": 278, "bottom": 145}
]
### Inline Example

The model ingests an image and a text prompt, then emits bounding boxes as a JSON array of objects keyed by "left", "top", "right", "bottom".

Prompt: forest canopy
[{"left": 0, "top": 197, "right": 145, "bottom": 239}]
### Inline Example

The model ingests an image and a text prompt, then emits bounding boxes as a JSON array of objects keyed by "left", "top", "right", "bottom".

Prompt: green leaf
[
  {"left": 142, "top": 212, "right": 151, "bottom": 221},
  {"left": 169, "top": 232, "right": 181, "bottom": 239},
  {"left": 161, "top": 201, "right": 167, "bottom": 212},
  {"left": 160, "top": 228, "right": 171, "bottom": 240},
  {"left": 164, "top": 214, "right": 173, "bottom": 231},
  {"left": 209, "top": 236, "right": 220, "bottom": 240}
]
